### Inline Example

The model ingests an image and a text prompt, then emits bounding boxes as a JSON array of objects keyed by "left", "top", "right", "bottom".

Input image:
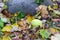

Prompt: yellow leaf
[
  {"left": 48, "top": 6, "right": 53, "bottom": 10},
  {"left": 35, "top": 11, "right": 41, "bottom": 17},
  {"left": 26, "top": 14, "right": 35, "bottom": 23},
  {"left": 2, "top": 25, "right": 12, "bottom": 32},
  {"left": 0, "top": 38, "right": 2, "bottom": 40},
  {"left": 14, "top": 13, "right": 18, "bottom": 16},
  {"left": 49, "top": 28, "right": 59, "bottom": 34},
  {"left": 52, "top": 0, "right": 55, "bottom": 2},
  {"left": 11, "top": 23, "right": 18, "bottom": 27},
  {"left": 3, "top": 36, "right": 11, "bottom": 40},
  {"left": 53, "top": 4, "right": 58, "bottom": 9}
]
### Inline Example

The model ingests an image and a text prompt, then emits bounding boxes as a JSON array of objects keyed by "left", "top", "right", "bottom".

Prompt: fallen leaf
[
  {"left": 40, "top": 29, "right": 50, "bottom": 38},
  {"left": 26, "top": 14, "right": 35, "bottom": 23},
  {"left": 2, "top": 25, "right": 12, "bottom": 32},
  {"left": 3, "top": 36, "right": 11, "bottom": 40},
  {"left": 0, "top": 20, "right": 4, "bottom": 27},
  {"left": 31, "top": 19, "right": 43, "bottom": 28}
]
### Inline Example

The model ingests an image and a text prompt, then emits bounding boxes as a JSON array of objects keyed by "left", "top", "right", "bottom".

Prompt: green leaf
[
  {"left": 4, "top": 4, "right": 8, "bottom": 9},
  {"left": 0, "top": 31, "right": 3, "bottom": 38},
  {"left": 40, "top": 29, "right": 51, "bottom": 38},
  {"left": 9, "top": 34, "right": 15, "bottom": 38},
  {"left": 54, "top": 10, "right": 60, "bottom": 15},
  {"left": 10, "top": 17, "right": 16, "bottom": 24},
  {"left": 46, "top": 21, "right": 53, "bottom": 27},
  {"left": 3, "top": 0, "right": 9, "bottom": 3},
  {"left": 17, "top": 11, "right": 24, "bottom": 20},
  {"left": 52, "top": 12, "right": 58, "bottom": 18},
  {"left": 1, "top": 18, "right": 8, "bottom": 23},
  {"left": 0, "top": 20, "right": 4, "bottom": 28},
  {"left": 31, "top": 19, "right": 43, "bottom": 28},
  {"left": 35, "top": 0, "right": 44, "bottom": 5}
]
